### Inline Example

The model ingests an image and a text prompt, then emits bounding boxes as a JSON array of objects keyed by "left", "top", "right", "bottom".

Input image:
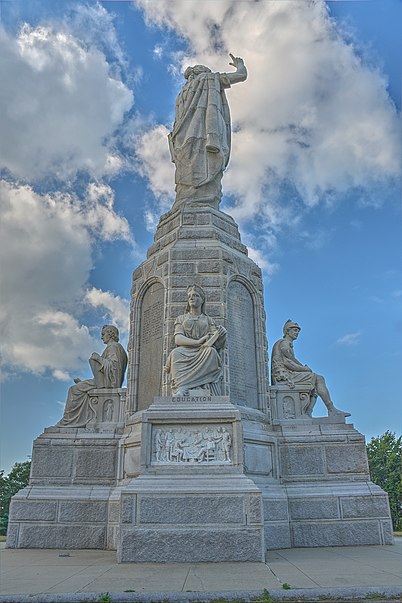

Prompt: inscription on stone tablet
[
  {"left": 227, "top": 281, "right": 258, "bottom": 408},
  {"left": 138, "top": 282, "right": 164, "bottom": 410}
]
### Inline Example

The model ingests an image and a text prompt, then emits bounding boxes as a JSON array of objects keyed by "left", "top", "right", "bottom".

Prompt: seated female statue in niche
[
  {"left": 57, "top": 325, "right": 127, "bottom": 428},
  {"left": 165, "top": 284, "right": 226, "bottom": 396}
]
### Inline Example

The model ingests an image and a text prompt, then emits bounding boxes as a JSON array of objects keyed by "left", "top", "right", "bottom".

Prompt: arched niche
[
  {"left": 136, "top": 280, "right": 165, "bottom": 410},
  {"left": 227, "top": 279, "right": 258, "bottom": 409}
]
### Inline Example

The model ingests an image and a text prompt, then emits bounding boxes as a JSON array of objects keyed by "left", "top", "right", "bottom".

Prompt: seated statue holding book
[{"left": 165, "top": 284, "right": 226, "bottom": 396}]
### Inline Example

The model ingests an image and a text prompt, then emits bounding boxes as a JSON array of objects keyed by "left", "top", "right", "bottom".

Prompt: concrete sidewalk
[{"left": 1, "top": 538, "right": 401, "bottom": 602}]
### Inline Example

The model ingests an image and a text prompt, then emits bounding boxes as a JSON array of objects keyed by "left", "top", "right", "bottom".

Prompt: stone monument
[{"left": 7, "top": 54, "right": 393, "bottom": 560}]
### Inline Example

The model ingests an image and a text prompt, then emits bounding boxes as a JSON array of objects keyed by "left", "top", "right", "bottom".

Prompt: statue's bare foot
[{"left": 328, "top": 405, "right": 351, "bottom": 417}]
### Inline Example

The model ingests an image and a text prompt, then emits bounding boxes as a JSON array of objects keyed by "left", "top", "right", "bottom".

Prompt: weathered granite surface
[
  {"left": 6, "top": 204, "right": 394, "bottom": 558},
  {"left": 126, "top": 205, "right": 270, "bottom": 416}
]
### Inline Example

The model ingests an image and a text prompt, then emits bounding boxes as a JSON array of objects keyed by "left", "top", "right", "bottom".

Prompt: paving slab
[
  {"left": 0, "top": 539, "right": 401, "bottom": 601},
  {"left": 182, "top": 562, "right": 280, "bottom": 592}
]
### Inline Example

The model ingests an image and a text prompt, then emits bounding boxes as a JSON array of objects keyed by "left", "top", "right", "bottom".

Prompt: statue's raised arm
[
  {"left": 168, "top": 53, "right": 247, "bottom": 211},
  {"left": 225, "top": 54, "right": 247, "bottom": 85}
]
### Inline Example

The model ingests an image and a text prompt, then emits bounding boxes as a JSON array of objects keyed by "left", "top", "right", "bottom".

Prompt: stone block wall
[
  {"left": 117, "top": 488, "right": 265, "bottom": 562},
  {"left": 7, "top": 489, "right": 113, "bottom": 549},
  {"left": 126, "top": 205, "right": 270, "bottom": 415},
  {"left": 29, "top": 432, "right": 121, "bottom": 486},
  {"left": 277, "top": 422, "right": 369, "bottom": 483}
]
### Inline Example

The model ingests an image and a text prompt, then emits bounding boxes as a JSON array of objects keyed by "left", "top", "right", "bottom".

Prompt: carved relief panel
[{"left": 151, "top": 424, "right": 233, "bottom": 465}]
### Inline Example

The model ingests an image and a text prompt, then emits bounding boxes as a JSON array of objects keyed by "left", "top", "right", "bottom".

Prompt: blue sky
[{"left": 0, "top": 0, "right": 401, "bottom": 473}]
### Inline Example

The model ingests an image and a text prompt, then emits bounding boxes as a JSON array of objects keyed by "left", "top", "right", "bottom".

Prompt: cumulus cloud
[
  {"left": 0, "top": 22, "right": 133, "bottom": 182},
  {"left": 134, "top": 0, "right": 400, "bottom": 228},
  {"left": 0, "top": 7, "right": 139, "bottom": 382},
  {"left": 336, "top": 331, "right": 362, "bottom": 346},
  {"left": 85, "top": 287, "right": 130, "bottom": 338},
  {"left": 0, "top": 181, "right": 132, "bottom": 379},
  {"left": 135, "top": 124, "right": 175, "bottom": 205}
]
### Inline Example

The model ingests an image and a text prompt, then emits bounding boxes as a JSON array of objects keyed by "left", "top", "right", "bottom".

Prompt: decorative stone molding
[
  {"left": 86, "top": 387, "right": 126, "bottom": 430},
  {"left": 270, "top": 384, "right": 319, "bottom": 422}
]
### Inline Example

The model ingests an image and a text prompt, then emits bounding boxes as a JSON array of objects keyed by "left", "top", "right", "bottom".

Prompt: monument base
[
  {"left": 116, "top": 396, "right": 265, "bottom": 562},
  {"left": 7, "top": 397, "right": 393, "bottom": 557},
  {"left": 262, "top": 417, "right": 393, "bottom": 548},
  {"left": 116, "top": 474, "right": 264, "bottom": 562},
  {"left": 6, "top": 400, "right": 124, "bottom": 551}
]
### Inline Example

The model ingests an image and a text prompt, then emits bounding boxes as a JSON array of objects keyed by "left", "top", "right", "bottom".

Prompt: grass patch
[{"left": 0, "top": 536, "right": 6, "bottom": 542}]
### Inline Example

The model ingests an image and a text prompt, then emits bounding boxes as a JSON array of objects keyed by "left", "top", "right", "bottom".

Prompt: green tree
[
  {"left": 366, "top": 431, "right": 402, "bottom": 531},
  {"left": 0, "top": 461, "right": 31, "bottom": 536}
]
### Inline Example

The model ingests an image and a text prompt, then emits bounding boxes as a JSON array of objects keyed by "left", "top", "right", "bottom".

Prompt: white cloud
[
  {"left": 134, "top": 0, "right": 400, "bottom": 229},
  {"left": 52, "top": 369, "right": 71, "bottom": 382},
  {"left": 336, "top": 331, "right": 362, "bottom": 346},
  {"left": 246, "top": 246, "right": 278, "bottom": 278},
  {"left": 135, "top": 124, "right": 175, "bottom": 205},
  {"left": 0, "top": 8, "right": 138, "bottom": 382},
  {"left": 85, "top": 287, "right": 130, "bottom": 338},
  {"left": 0, "top": 181, "right": 132, "bottom": 378},
  {"left": 0, "top": 22, "right": 133, "bottom": 182}
]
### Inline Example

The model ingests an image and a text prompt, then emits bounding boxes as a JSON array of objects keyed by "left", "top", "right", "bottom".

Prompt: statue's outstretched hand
[{"left": 229, "top": 54, "right": 244, "bottom": 70}]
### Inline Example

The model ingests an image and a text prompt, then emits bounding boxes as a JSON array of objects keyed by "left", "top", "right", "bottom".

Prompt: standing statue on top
[
  {"left": 168, "top": 54, "right": 247, "bottom": 210},
  {"left": 271, "top": 320, "right": 350, "bottom": 418}
]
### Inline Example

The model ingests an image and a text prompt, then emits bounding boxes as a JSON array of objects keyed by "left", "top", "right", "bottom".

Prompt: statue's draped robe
[
  {"left": 271, "top": 338, "right": 320, "bottom": 415},
  {"left": 271, "top": 339, "right": 315, "bottom": 389},
  {"left": 165, "top": 313, "right": 224, "bottom": 394},
  {"left": 58, "top": 342, "right": 127, "bottom": 427},
  {"left": 168, "top": 72, "right": 231, "bottom": 206}
]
